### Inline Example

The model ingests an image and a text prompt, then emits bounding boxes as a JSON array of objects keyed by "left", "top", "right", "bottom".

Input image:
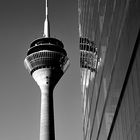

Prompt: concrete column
[
  {"left": 40, "top": 85, "right": 55, "bottom": 140},
  {"left": 32, "top": 69, "right": 56, "bottom": 140}
]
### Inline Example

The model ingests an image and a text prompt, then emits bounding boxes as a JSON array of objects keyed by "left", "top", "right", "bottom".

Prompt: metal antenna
[{"left": 44, "top": 0, "right": 50, "bottom": 37}]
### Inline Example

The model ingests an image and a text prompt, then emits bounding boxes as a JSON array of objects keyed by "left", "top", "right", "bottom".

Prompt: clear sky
[{"left": 0, "top": 0, "right": 82, "bottom": 140}]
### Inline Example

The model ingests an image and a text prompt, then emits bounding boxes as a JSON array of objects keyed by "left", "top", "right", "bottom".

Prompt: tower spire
[{"left": 44, "top": 0, "right": 50, "bottom": 37}]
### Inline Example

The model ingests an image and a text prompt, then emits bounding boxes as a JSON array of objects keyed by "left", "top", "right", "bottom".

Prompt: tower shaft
[
  {"left": 32, "top": 68, "right": 60, "bottom": 140},
  {"left": 40, "top": 86, "right": 55, "bottom": 140}
]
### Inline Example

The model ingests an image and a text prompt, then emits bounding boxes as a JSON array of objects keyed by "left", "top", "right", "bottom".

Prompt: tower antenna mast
[{"left": 44, "top": 0, "right": 50, "bottom": 37}]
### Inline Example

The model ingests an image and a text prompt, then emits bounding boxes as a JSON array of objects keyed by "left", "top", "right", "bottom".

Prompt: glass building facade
[{"left": 78, "top": 0, "right": 140, "bottom": 140}]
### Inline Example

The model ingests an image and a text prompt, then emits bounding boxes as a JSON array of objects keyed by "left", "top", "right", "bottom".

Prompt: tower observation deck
[{"left": 24, "top": 0, "right": 69, "bottom": 140}]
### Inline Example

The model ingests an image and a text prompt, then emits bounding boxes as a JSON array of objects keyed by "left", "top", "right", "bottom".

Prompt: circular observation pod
[
  {"left": 24, "top": 37, "right": 69, "bottom": 75},
  {"left": 27, "top": 38, "right": 66, "bottom": 55}
]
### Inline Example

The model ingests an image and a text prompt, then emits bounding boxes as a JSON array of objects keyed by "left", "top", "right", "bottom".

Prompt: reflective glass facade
[
  {"left": 109, "top": 34, "right": 140, "bottom": 140},
  {"left": 78, "top": 0, "right": 140, "bottom": 140}
]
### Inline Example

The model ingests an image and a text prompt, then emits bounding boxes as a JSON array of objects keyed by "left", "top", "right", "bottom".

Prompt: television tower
[{"left": 24, "top": 0, "right": 70, "bottom": 140}]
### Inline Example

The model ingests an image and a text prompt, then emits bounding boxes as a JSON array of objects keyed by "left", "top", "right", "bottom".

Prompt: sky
[{"left": 0, "top": 0, "right": 82, "bottom": 140}]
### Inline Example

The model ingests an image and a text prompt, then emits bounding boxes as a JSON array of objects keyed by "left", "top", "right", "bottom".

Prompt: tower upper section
[{"left": 24, "top": 0, "right": 69, "bottom": 89}]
